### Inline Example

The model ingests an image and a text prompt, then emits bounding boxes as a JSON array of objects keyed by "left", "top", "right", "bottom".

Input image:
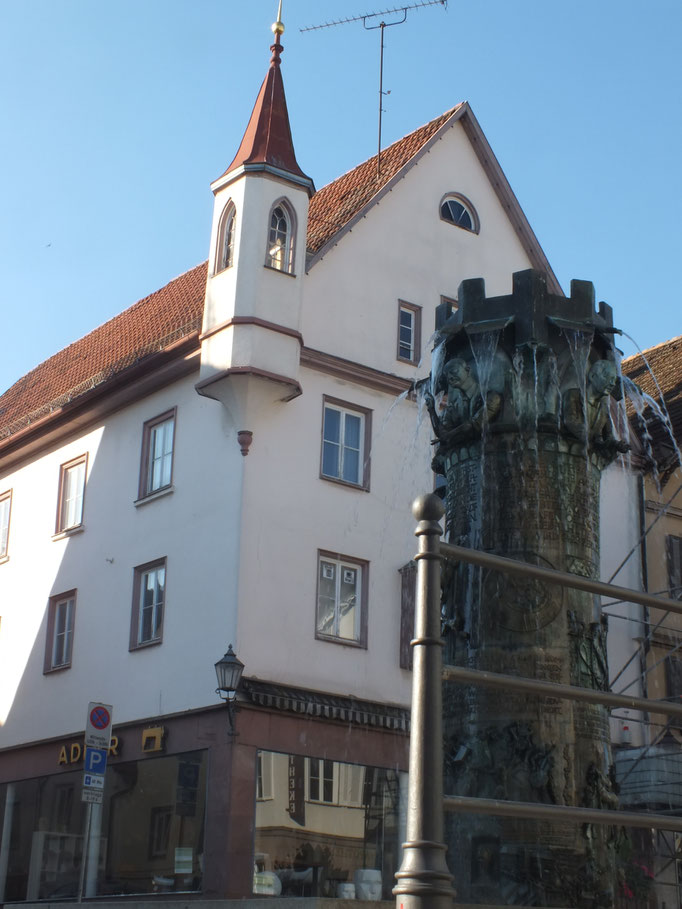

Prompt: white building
[{"left": 0, "top": 14, "right": 631, "bottom": 904}]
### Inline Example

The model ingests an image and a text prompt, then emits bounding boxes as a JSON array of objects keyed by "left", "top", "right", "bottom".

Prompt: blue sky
[{"left": 1, "top": 0, "right": 680, "bottom": 394}]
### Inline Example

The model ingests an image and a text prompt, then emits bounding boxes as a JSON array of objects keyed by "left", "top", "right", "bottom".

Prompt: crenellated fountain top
[{"left": 436, "top": 269, "right": 617, "bottom": 350}]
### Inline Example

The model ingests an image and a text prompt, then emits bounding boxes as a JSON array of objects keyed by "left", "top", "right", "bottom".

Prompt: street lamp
[{"left": 214, "top": 644, "right": 245, "bottom": 736}]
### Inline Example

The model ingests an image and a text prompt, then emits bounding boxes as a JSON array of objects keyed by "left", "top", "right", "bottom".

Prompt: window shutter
[
  {"left": 399, "top": 561, "right": 417, "bottom": 669},
  {"left": 667, "top": 535, "right": 682, "bottom": 599}
]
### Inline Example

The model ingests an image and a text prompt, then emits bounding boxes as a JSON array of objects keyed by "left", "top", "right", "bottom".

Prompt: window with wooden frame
[
  {"left": 439, "top": 192, "right": 480, "bottom": 234},
  {"left": 320, "top": 397, "right": 371, "bottom": 490},
  {"left": 256, "top": 751, "right": 274, "bottom": 801},
  {"left": 215, "top": 200, "right": 236, "bottom": 274},
  {"left": 130, "top": 558, "right": 166, "bottom": 649},
  {"left": 399, "top": 560, "right": 417, "bottom": 670},
  {"left": 316, "top": 551, "right": 368, "bottom": 647},
  {"left": 397, "top": 301, "right": 422, "bottom": 365},
  {"left": 55, "top": 455, "right": 87, "bottom": 534},
  {"left": 305, "top": 758, "right": 365, "bottom": 806},
  {"left": 265, "top": 199, "right": 295, "bottom": 273},
  {"left": 0, "top": 490, "right": 11, "bottom": 560},
  {"left": 44, "top": 590, "right": 76, "bottom": 672},
  {"left": 139, "top": 409, "right": 176, "bottom": 499},
  {"left": 667, "top": 535, "right": 682, "bottom": 599}
]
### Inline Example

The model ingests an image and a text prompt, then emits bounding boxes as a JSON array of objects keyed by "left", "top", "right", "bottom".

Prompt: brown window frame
[
  {"left": 44, "top": 589, "right": 77, "bottom": 673},
  {"left": 130, "top": 557, "right": 167, "bottom": 651},
  {"left": 315, "top": 550, "right": 369, "bottom": 649},
  {"left": 55, "top": 454, "right": 88, "bottom": 534},
  {"left": 667, "top": 534, "right": 682, "bottom": 599},
  {"left": 439, "top": 192, "right": 480, "bottom": 234},
  {"left": 214, "top": 200, "right": 236, "bottom": 275},
  {"left": 399, "top": 560, "right": 417, "bottom": 669},
  {"left": 0, "top": 489, "right": 12, "bottom": 560},
  {"left": 397, "top": 301, "right": 422, "bottom": 366},
  {"left": 320, "top": 396, "right": 372, "bottom": 492},
  {"left": 264, "top": 198, "right": 296, "bottom": 275},
  {"left": 138, "top": 408, "right": 177, "bottom": 500}
]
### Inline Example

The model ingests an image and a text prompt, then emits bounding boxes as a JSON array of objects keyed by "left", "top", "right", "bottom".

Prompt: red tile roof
[
  {"left": 0, "top": 104, "right": 522, "bottom": 444},
  {"left": 623, "top": 336, "right": 682, "bottom": 464},
  {"left": 307, "top": 107, "right": 459, "bottom": 254}
]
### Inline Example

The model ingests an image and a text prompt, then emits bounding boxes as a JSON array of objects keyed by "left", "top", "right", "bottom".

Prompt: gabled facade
[{"left": 0, "top": 19, "right": 565, "bottom": 903}]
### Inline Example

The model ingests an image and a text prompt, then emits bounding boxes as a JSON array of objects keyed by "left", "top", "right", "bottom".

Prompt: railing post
[{"left": 394, "top": 494, "right": 455, "bottom": 909}]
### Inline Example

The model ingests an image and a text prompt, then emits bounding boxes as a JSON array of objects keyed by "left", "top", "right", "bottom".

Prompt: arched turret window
[
  {"left": 215, "top": 201, "right": 236, "bottom": 273},
  {"left": 266, "top": 199, "right": 295, "bottom": 273}
]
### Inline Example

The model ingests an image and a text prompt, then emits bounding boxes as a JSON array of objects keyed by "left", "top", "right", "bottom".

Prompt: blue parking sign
[{"left": 84, "top": 746, "right": 108, "bottom": 775}]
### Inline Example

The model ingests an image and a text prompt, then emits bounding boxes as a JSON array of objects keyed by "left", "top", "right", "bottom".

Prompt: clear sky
[{"left": 1, "top": 0, "right": 680, "bottom": 395}]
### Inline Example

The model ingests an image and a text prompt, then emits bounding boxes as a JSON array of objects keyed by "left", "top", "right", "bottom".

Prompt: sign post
[{"left": 78, "top": 703, "right": 113, "bottom": 902}]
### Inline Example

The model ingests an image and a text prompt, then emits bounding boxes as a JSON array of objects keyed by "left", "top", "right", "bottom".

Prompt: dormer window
[
  {"left": 215, "top": 201, "right": 236, "bottom": 273},
  {"left": 266, "top": 200, "right": 295, "bottom": 273},
  {"left": 439, "top": 193, "right": 479, "bottom": 234}
]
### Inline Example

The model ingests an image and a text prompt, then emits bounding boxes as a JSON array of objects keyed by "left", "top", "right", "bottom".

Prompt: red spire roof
[{"left": 219, "top": 32, "right": 312, "bottom": 189}]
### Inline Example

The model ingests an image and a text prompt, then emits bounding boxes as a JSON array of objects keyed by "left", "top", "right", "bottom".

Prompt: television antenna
[{"left": 301, "top": 1, "right": 447, "bottom": 178}]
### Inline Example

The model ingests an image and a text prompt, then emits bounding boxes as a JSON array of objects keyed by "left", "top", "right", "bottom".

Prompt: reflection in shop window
[
  {"left": 254, "top": 750, "right": 406, "bottom": 900},
  {"left": 0, "top": 751, "right": 206, "bottom": 902}
]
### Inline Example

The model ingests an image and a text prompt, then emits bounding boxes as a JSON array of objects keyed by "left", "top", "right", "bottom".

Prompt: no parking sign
[{"left": 85, "top": 702, "right": 113, "bottom": 749}]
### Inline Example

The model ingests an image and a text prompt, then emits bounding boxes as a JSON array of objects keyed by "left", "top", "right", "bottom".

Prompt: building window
[
  {"left": 148, "top": 806, "right": 172, "bottom": 859},
  {"left": 439, "top": 193, "right": 479, "bottom": 233},
  {"left": 316, "top": 552, "right": 368, "bottom": 646},
  {"left": 215, "top": 201, "right": 236, "bottom": 273},
  {"left": 56, "top": 455, "right": 87, "bottom": 533},
  {"left": 0, "top": 490, "right": 11, "bottom": 559},
  {"left": 266, "top": 199, "right": 295, "bottom": 273},
  {"left": 256, "top": 751, "right": 274, "bottom": 801},
  {"left": 305, "top": 758, "right": 365, "bottom": 806},
  {"left": 44, "top": 591, "right": 76, "bottom": 672},
  {"left": 399, "top": 560, "right": 417, "bottom": 670},
  {"left": 321, "top": 398, "right": 371, "bottom": 489},
  {"left": 668, "top": 535, "right": 682, "bottom": 599},
  {"left": 397, "top": 301, "right": 422, "bottom": 365},
  {"left": 139, "top": 410, "right": 176, "bottom": 498},
  {"left": 130, "top": 559, "right": 166, "bottom": 649}
]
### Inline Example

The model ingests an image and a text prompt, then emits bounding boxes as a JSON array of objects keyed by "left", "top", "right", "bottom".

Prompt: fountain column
[{"left": 427, "top": 270, "right": 627, "bottom": 908}]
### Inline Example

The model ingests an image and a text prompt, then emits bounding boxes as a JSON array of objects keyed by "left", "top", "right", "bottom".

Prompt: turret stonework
[{"left": 426, "top": 269, "right": 627, "bottom": 907}]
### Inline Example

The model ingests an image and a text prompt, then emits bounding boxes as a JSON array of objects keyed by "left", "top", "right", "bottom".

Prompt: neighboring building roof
[
  {"left": 0, "top": 104, "right": 560, "bottom": 447},
  {"left": 623, "top": 335, "right": 682, "bottom": 467}
]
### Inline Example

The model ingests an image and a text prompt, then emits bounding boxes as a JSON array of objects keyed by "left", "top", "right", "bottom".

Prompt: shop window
[
  {"left": 139, "top": 410, "right": 176, "bottom": 499},
  {"left": 0, "top": 489, "right": 11, "bottom": 559},
  {"left": 321, "top": 397, "right": 371, "bottom": 489},
  {"left": 316, "top": 552, "right": 368, "bottom": 647},
  {"left": 397, "top": 301, "right": 421, "bottom": 365},
  {"left": 44, "top": 591, "right": 76, "bottom": 672},
  {"left": 130, "top": 559, "right": 166, "bottom": 649},
  {"left": 254, "top": 751, "right": 404, "bottom": 899},
  {"left": 55, "top": 455, "right": 87, "bottom": 534}
]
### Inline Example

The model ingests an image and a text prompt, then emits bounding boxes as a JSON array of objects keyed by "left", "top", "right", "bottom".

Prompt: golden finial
[{"left": 271, "top": 0, "right": 285, "bottom": 36}]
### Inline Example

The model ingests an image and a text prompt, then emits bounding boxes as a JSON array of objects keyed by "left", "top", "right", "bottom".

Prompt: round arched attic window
[{"left": 440, "top": 194, "right": 479, "bottom": 234}]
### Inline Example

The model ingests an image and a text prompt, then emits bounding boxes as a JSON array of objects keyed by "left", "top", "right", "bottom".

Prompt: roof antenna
[{"left": 301, "top": 1, "right": 447, "bottom": 179}]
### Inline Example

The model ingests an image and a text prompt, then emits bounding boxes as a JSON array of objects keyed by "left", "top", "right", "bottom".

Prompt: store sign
[
  {"left": 57, "top": 735, "right": 120, "bottom": 765},
  {"left": 287, "top": 754, "right": 305, "bottom": 826}
]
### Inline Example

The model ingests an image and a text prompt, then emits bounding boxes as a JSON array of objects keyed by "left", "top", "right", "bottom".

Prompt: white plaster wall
[
  {"left": 0, "top": 373, "right": 244, "bottom": 747},
  {"left": 303, "top": 120, "right": 536, "bottom": 375},
  {"left": 236, "top": 366, "right": 432, "bottom": 707},
  {"left": 600, "top": 463, "right": 646, "bottom": 746}
]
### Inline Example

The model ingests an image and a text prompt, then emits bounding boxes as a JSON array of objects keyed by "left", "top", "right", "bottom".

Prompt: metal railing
[{"left": 393, "top": 493, "right": 682, "bottom": 909}]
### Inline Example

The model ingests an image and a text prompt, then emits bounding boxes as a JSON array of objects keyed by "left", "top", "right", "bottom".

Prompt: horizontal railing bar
[
  {"left": 440, "top": 541, "right": 682, "bottom": 617},
  {"left": 444, "top": 794, "right": 682, "bottom": 831},
  {"left": 442, "top": 663, "right": 682, "bottom": 718}
]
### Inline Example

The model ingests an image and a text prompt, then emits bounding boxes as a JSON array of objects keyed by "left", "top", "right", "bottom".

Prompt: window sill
[
  {"left": 397, "top": 355, "right": 419, "bottom": 367},
  {"left": 0, "top": 555, "right": 8, "bottom": 565},
  {"left": 129, "top": 638, "right": 163, "bottom": 652},
  {"left": 320, "top": 474, "right": 369, "bottom": 493},
  {"left": 315, "top": 633, "right": 367, "bottom": 650},
  {"left": 135, "top": 485, "right": 174, "bottom": 507},
  {"left": 44, "top": 663, "right": 71, "bottom": 675},
  {"left": 264, "top": 264, "right": 296, "bottom": 278},
  {"left": 52, "top": 525, "right": 84, "bottom": 542}
]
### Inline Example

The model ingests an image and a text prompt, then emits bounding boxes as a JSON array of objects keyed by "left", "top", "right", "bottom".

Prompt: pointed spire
[{"left": 219, "top": 3, "right": 313, "bottom": 192}]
